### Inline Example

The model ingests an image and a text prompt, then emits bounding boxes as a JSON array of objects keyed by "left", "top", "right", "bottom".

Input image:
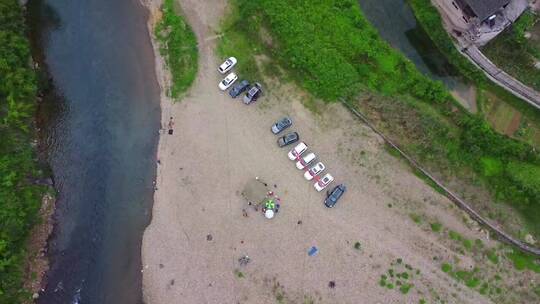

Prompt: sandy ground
[{"left": 141, "top": 0, "right": 497, "bottom": 303}]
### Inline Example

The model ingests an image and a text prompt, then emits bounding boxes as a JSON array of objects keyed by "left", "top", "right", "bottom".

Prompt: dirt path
[{"left": 141, "top": 1, "right": 500, "bottom": 303}]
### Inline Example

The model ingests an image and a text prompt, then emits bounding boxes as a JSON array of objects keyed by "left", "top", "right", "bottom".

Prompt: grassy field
[
  {"left": 155, "top": 0, "right": 198, "bottom": 99},
  {"left": 218, "top": 0, "right": 540, "bottom": 242}
]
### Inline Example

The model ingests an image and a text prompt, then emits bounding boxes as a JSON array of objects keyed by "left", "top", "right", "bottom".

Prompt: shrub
[
  {"left": 430, "top": 222, "right": 442, "bottom": 232},
  {"left": 506, "top": 249, "right": 540, "bottom": 273},
  {"left": 155, "top": 0, "right": 198, "bottom": 98},
  {"left": 441, "top": 263, "right": 452, "bottom": 273},
  {"left": 480, "top": 157, "right": 504, "bottom": 177}
]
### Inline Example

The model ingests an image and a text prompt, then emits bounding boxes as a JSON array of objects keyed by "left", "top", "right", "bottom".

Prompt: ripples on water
[{"left": 28, "top": 0, "right": 161, "bottom": 303}]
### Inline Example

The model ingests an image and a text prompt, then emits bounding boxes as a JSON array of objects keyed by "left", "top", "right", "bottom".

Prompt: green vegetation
[
  {"left": 217, "top": 4, "right": 262, "bottom": 83},
  {"left": 487, "top": 250, "right": 500, "bottom": 264},
  {"left": 441, "top": 263, "right": 452, "bottom": 273},
  {"left": 506, "top": 249, "right": 540, "bottom": 273},
  {"left": 506, "top": 161, "right": 540, "bottom": 203},
  {"left": 399, "top": 283, "right": 413, "bottom": 294},
  {"left": 222, "top": 0, "right": 540, "bottom": 239},
  {"left": 430, "top": 222, "right": 442, "bottom": 232},
  {"left": 226, "top": 0, "right": 450, "bottom": 102},
  {"left": 483, "top": 11, "right": 540, "bottom": 92},
  {"left": 354, "top": 241, "right": 361, "bottom": 250},
  {"left": 409, "top": 0, "right": 540, "bottom": 147},
  {"left": 234, "top": 269, "right": 245, "bottom": 278},
  {"left": 443, "top": 263, "right": 483, "bottom": 289},
  {"left": 155, "top": 0, "right": 198, "bottom": 98},
  {"left": 401, "top": 1, "right": 540, "bottom": 237},
  {"left": 409, "top": 213, "right": 422, "bottom": 224},
  {"left": 379, "top": 259, "right": 419, "bottom": 295},
  {"left": 1, "top": 0, "right": 47, "bottom": 301},
  {"left": 408, "top": 0, "right": 486, "bottom": 84}
]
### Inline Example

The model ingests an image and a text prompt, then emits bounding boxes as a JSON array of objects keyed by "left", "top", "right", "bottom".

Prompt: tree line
[{"left": 1, "top": 0, "right": 47, "bottom": 302}]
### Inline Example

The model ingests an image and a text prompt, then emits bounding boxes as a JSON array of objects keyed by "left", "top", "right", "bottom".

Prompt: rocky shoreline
[{"left": 22, "top": 193, "right": 55, "bottom": 303}]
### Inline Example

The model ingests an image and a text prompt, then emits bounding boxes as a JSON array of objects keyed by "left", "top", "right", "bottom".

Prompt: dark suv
[
  {"left": 243, "top": 83, "right": 262, "bottom": 104},
  {"left": 229, "top": 80, "right": 250, "bottom": 98},
  {"left": 277, "top": 132, "right": 299, "bottom": 147},
  {"left": 324, "top": 184, "right": 346, "bottom": 208}
]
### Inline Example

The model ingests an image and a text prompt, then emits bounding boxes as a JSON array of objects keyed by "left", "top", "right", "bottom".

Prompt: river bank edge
[
  {"left": 22, "top": 192, "right": 55, "bottom": 302},
  {"left": 18, "top": 1, "right": 57, "bottom": 301},
  {"left": 138, "top": 0, "right": 175, "bottom": 301}
]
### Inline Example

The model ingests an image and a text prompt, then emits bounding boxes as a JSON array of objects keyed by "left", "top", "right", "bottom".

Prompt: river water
[{"left": 28, "top": 0, "right": 160, "bottom": 303}]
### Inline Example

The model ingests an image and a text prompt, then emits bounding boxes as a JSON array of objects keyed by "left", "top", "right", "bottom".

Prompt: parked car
[
  {"left": 218, "top": 72, "right": 238, "bottom": 91},
  {"left": 304, "top": 162, "right": 325, "bottom": 181},
  {"left": 218, "top": 57, "right": 237, "bottom": 74},
  {"left": 324, "top": 184, "right": 346, "bottom": 208},
  {"left": 271, "top": 117, "right": 292, "bottom": 134},
  {"left": 314, "top": 173, "right": 334, "bottom": 191},
  {"left": 296, "top": 152, "right": 316, "bottom": 170},
  {"left": 229, "top": 80, "right": 250, "bottom": 98},
  {"left": 287, "top": 142, "right": 308, "bottom": 160},
  {"left": 277, "top": 132, "right": 299, "bottom": 147},
  {"left": 243, "top": 83, "right": 262, "bottom": 104}
]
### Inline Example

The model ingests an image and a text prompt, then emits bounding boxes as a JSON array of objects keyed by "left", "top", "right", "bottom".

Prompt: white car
[
  {"left": 218, "top": 72, "right": 238, "bottom": 91},
  {"left": 287, "top": 142, "right": 307, "bottom": 160},
  {"left": 314, "top": 173, "right": 334, "bottom": 192},
  {"left": 296, "top": 152, "right": 316, "bottom": 170},
  {"left": 304, "top": 162, "right": 326, "bottom": 181},
  {"left": 218, "top": 57, "right": 237, "bottom": 74}
]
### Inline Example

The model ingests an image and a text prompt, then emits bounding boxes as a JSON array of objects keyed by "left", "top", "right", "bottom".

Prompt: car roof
[
  {"left": 321, "top": 173, "right": 333, "bottom": 181},
  {"left": 304, "top": 152, "right": 316, "bottom": 160},
  {"left": 294, "top": 142, "right": 307, "bottom": 151}
]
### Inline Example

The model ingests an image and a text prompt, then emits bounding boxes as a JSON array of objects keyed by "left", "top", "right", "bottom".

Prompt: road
[{"left": 464, "top": 46, "right": 540, "bottom": 110}]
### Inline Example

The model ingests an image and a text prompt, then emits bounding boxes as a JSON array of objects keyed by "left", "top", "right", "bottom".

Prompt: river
[{"left": 28, "top": 0, "right": 160, "bottom": 303}]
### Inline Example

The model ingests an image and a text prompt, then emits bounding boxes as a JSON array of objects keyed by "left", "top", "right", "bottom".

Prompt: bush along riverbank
[
  {"left": 408, "top": 0, "right": 487, "bottom": 85},
  {"left": 408, "top": 0, "right": 540, "bottom": 147},
  {"left": 154, "top": 0, "right": 198, "bottom": 99},
  {"left": 219, "top": 0, "right": 540, "bottom": 243},
  {"left": 0, "top": 0, "right": 49, "bottom": 302}
]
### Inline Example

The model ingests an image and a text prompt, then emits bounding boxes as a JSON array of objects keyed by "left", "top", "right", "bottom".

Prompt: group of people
[{"left": 261, "top": 192, "right": 281, "bottom": 219}]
